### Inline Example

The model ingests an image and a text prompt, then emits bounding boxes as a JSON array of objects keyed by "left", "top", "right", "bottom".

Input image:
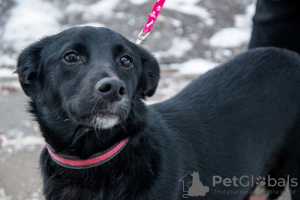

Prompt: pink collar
[{"left": 46, "top": 138, "right": 129, "bottom": 169}]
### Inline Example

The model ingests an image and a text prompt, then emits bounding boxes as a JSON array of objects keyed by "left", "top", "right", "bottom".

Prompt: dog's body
[{"left": 16, "top": 27, "right": 300, "bottom": 200}]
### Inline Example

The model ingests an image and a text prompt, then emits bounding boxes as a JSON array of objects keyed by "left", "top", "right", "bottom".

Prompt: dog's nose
[{"left": 95, "top": 78, "right": 126, "bottom": 102}]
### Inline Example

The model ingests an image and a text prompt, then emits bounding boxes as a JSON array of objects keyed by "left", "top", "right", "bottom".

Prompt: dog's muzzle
[{"left": 66, "top": 77, "right": 130, "bottom": 129}]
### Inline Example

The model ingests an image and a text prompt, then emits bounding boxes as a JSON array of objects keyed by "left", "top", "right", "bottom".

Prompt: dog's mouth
[
  {"left": 66, "top": 98, "right": 131, "bottom": 130},
  {"left": 69, "top": 113, "right": 121, "bottom": 130},
  {"left": 91, "top": 113, "right": 120, "bottom": 129}
]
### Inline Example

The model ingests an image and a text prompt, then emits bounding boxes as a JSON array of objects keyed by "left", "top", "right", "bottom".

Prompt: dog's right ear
[
  {"left": 15, "top": 39, "right": 46, "bottom": 86},
  {"left": 138, "top": 47, "right": 160, "bottom": 98}
]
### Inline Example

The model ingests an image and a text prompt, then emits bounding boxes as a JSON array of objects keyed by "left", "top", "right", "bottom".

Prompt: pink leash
[{"left": 136, "top": 0, "right": 166, "bottom": 46}]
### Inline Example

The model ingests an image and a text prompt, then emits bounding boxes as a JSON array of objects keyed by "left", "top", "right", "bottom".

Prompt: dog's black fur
[{"left": 16, "top": 27, "right": 300, "bottom": 200}]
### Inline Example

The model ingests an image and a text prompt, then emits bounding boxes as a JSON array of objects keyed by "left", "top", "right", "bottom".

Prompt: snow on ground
[
  {"left": 0, "top": 0, "right": 62, "bottom": 69},
  {"left": 0, "top": 130, "right": 44, "bottom": 163},
  {"left": 0, "top": 135, "right": 44, "bottom": 151},
  {"left": 129, "top": 0, "right": 149, "bottom": 5},
  {"left": 3, "top": 0, "right": 62, "bottom": 51},
  {"left": 0, "top": 69, "right": 17, "bottom": 78},
  {"left": 0, "top": 57, "right": 16, "bottom": 71},
  {"left": 235, "top": 2, "right": 256, "bottom": 29},
  {"left": 66, "top": 0, "right": 121, "bottom": 20},
  {"left": 168, "top": 58, "right": 219, "bottom": 75},
  {"left": 0, "top": 188, "right": 11, "bottom": 200},
  {"left": 153, "top": 37, "right": 193, "bottom": 59},
  {"left": 164, "top": 0, "right": 215, "bottom": 26},
  {"left": 208, "top": 2, "right": 255, "bottom": 48},
  {"left": 76, "top": 22, "right": 106, "bottom": 28},
  {"left": 209, "top": 27, "right": 251, "bottom": 48}
]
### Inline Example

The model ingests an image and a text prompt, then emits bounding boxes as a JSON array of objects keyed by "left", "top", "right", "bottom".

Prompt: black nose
[{"left": 95, "top": 78, "right": 126, "bottom": 102}]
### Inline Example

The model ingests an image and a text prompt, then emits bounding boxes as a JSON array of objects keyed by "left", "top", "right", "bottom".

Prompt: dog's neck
[{"left": 46, "top": 137, "right": 129, "bottom": 169}]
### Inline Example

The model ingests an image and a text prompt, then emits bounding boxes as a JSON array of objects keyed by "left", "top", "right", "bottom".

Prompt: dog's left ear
[
  {"left": 15, "top": 38, "right": 50, "bottom": 96},
  {"left": 16, "top": 36, "right": 53, "bottom": 85},
  {"left": 139, "top": 48, "right": 160, "bottom": 98},
  {"left": 16, "top": 41, "right": 44, "bottom": 86}
]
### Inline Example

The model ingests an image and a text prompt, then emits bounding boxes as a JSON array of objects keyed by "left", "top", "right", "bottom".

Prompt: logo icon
[
  {"left": 149, "top": 11, "right": 157, "bottom": 18},
  {"left": 256, "top": 176, "right": 266, "bottom": 187},
  {"left": 146, "top": 20, "right": 154, "bottom": 28},
  {"left": 179, "top": 171, "right": 209, "bottom": 198}
]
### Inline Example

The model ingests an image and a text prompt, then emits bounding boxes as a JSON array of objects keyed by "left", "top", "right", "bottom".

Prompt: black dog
[{"left": 16, "top": 26, "right": 300, "bottom": 200}]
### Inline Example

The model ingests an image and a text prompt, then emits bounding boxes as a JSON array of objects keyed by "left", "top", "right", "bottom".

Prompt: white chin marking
[{"left": 93, "top": 116, "right": 119, "bottom": 129}]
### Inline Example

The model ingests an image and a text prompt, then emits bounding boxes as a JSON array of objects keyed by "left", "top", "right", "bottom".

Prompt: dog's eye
[
  {"left": 120, "top": 56, "right": 132, "bottom": 68},
  {"left": 64, "top": 52, "right": 81, "bottom": 63}
]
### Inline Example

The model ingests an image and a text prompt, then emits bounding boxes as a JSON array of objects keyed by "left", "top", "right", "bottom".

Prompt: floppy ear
[
  {"left": 139, "top": 48, "right": 160, "bottom": 98},
  {"left": 16, "top": 41, "right": 44, "bottom": 86}
]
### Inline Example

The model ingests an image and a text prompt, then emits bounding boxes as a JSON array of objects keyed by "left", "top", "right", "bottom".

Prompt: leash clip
[
  {"left": 135, "top": 0, "right": 165, "bottom": 46},
  {"left": 136, "top": 31, "right": 150, "bottom": 46}
]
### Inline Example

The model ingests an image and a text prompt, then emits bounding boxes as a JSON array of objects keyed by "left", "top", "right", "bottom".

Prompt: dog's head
[{"left": 16, "top": 27, "right": 159, "bottom": 131}]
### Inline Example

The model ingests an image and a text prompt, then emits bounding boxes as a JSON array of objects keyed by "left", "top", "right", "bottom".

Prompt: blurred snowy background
[
  {"left": 0, "top": 0, "right": 256, "bottom": 199},
  {"left": 0, "top": 0, "right": 256, "bottom": 75}
]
